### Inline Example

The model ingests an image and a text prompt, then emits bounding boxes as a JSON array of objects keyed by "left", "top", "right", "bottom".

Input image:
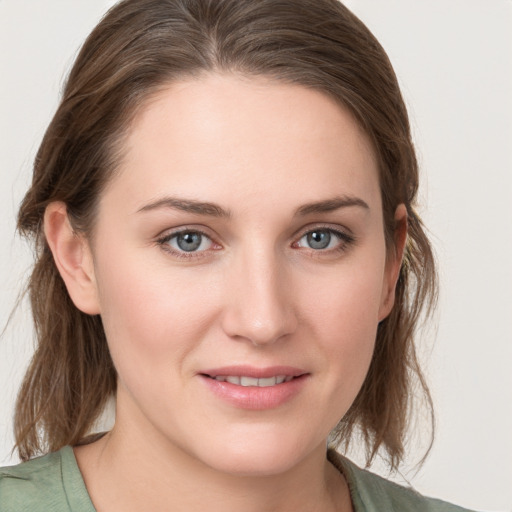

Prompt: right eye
[{"left": 158, "top": 230, "right": 215, "bottom": 255}]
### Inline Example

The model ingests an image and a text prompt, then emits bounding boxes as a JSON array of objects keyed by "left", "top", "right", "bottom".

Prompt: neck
[{"left": 75, "top": 426, "right": 352, "bottom": 512}]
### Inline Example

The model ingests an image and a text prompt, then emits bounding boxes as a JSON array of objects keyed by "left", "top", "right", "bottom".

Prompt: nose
[{"left": 220, "top": 247, "right": 298, "bottom": 347}]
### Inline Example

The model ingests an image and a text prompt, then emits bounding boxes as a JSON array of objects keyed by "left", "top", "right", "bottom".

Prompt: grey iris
[
  {"left": 177, "top": 232, "right": 202, "bottom": 251},
  {"left": 307, "top": 230, "right": 331, "bottom": 249}
]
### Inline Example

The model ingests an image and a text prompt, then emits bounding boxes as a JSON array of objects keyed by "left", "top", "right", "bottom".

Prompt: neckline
[
  {"left": 327, "top": 449, "right": 366, "bottom": 512},
  {"left": 61, "top": 446, "right": 97, "bottom": 511}
]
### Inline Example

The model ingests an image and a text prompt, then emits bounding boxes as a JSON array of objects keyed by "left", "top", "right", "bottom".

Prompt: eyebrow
[
  {"left": 295, "top": 196, "right": 370, "bottom": 216},
  {"left": 137, "top": 194, "right": 369, "bottom": 218},
  {"left": 137, "top": 197, "right": 231, "bottom": 217}
]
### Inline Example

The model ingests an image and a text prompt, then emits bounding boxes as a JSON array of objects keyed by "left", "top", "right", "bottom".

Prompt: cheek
[
  {"left": 303, "top": 259, "right": 385, "bottom": 338},
  {"left": 299, "top": 258, "right": 386, "bottom": 391},
  {"left": 94, "top": 253, "right": 220, "bottom": 383}
]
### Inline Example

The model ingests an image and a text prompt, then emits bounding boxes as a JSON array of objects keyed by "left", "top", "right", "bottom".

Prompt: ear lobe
[
  {"left": 378, "top": 204, "right": 408, "bottom": 321},
  {"left": 44, "top": 202, "right": 101, "bottom": 315}
]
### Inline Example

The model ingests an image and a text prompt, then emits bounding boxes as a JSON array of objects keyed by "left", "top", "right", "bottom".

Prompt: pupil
[
  {"left": 177, "top": 232, "right": 201, "bottom": 251},
  {"left": 307, "top": 230, "right": 330, "bottom": 249}
]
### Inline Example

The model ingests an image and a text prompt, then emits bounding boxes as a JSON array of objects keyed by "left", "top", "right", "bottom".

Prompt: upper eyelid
[
  {"left": 156, "top": 225, "right": 215, "bottom": 240},
  {"left": 293, "top": 223, "right": 354, "bottom": 239}
]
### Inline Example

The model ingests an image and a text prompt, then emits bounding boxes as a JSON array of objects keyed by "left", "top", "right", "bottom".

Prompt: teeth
[
  {"left": 240, "top": 376, "right": 259, "bottom": 386},
  {"left": 214, "top": 375, "right": 292, "bottom": 387},
  {"left": 258, "top": 377, "right": 277, "bottom": 387}
]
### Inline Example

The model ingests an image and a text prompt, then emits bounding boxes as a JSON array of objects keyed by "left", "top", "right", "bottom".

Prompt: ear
[
  {"left": 378, "top": 204, "right": 408, "bottom": 321},
  {"left": 44, "top": 202, "right": 101, "bottom": 315}
]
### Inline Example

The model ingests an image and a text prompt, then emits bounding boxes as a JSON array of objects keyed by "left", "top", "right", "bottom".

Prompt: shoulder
[
  {"left": 0, "top": 446, "right": 94, "bottom": 512},
  {"left": 0, "top": 449, "right": 69, "bottom": 511},
  {"left": 328, "top": 450, "right": 477, "bottom": 512}
]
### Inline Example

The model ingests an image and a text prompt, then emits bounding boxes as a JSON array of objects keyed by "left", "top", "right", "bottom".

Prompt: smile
[
  {"left": 200, "top": 366, "right": 308, "bottom": 409},
  {"left": 211, "top": 375, "right": 294, "bottom": 386}
]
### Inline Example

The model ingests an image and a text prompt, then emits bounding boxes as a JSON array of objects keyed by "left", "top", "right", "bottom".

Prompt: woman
[{"left": 0, "top": 0, "right": 475, "bottom": 510}]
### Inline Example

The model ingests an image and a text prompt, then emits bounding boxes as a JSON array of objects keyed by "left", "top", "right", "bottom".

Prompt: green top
[
  {"left": 0, "top": 447, "right": 94, "bottom": 511},
  {"left": 0, "top": 447, "right": 476, "bottom": 511}
]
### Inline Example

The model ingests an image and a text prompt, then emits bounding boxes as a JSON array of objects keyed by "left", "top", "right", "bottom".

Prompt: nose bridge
[{"left": 222, "top": 241, "right": 297, "bottom": 346}]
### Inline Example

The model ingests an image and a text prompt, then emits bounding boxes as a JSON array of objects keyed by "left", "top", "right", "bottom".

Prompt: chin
[
  {"left": 208, "top": 450, "right": 302, "bottom": 478},
  {"left": 189, "top": 428, "right": 321, "bottom": 478}
]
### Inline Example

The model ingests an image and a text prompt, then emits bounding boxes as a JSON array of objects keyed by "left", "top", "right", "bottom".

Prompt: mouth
[
  {"left": 200, "top": 365, "right": 307, "bottom": 388},
  {"left": 199, "top": 367, "right": 308, "bottom": 409}
]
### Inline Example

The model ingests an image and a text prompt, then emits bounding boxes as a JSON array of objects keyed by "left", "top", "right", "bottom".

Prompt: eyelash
[{"left": 156, "top": 225, "right": 356, "bottom": 260}]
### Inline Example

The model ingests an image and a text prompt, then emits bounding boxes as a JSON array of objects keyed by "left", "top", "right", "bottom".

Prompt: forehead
[{"left": 105, "top": 73, "right": 380, "bottom": 215}]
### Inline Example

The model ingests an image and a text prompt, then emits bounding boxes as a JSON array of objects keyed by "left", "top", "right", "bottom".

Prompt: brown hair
[{"left": 15, "top": 0, "right": 437, "bottom": 468}]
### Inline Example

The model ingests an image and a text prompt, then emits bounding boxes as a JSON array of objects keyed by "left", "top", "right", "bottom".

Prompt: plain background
[{"left": 0, "top": 1, "right": 511, "bottom": 511}]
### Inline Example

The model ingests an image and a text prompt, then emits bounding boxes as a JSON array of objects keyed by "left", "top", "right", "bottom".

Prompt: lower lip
[{"left": 200, "top": 375, "right": 309, "bottom": 410}]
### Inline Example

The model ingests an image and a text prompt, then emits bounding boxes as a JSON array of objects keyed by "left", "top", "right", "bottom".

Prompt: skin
[{"left": 45, "top": 73, "right": 406, "bottom": 512}]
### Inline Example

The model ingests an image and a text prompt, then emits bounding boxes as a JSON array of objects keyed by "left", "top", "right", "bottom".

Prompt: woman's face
[{"left": 85, "top": 74, "right": 401, "bottom": 475}]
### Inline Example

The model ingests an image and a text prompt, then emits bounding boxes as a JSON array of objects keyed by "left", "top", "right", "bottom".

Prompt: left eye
[
  {"left": 296, "top": 229, "right": 343, "bottom": 250},
  {"left": 166, "top": 231, "right": 213, "bottom": 252}
]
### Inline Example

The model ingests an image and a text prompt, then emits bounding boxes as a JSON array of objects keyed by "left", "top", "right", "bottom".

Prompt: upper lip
[{"left": 200, "top": 365, "right": 307, "bottom": 379}]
